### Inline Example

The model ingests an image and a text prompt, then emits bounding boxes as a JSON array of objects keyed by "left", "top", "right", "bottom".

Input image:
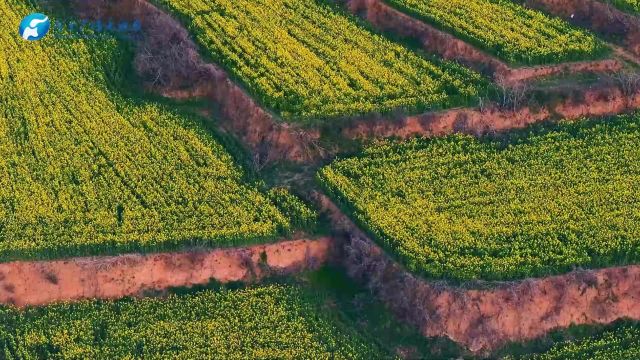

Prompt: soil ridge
[
  {"left": 313, "top": 192, "right": 640, "bottom": 354},
  {"left": 0, "top": 238, "right": 332, "bottom": 307}
]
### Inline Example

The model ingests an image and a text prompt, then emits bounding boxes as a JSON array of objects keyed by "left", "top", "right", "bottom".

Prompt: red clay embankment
[
  {"left": 0, "top": 238, "right": 332, "bottom": 307},
  {"left": 343, "top": 84, "right": 640, "bottom": 139},
  {"left": 314, "top": 193, "right": 640, "bottom": 355},
  {"left": 344, "top": 0, "right": 623, "bottom": 84}
]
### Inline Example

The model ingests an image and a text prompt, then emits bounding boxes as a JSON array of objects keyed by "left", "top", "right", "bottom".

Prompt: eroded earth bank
[
  {"left": 0, "top": 238, "right": 331, "bottom": 307},
  {"left": 315, "top": 193, "right": 640, "bottom": 355}
]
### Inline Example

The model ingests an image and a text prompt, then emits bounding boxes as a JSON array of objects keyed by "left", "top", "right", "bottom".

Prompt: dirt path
[{"left": 0, "top": 238, "right": 332, "bottom": 307}]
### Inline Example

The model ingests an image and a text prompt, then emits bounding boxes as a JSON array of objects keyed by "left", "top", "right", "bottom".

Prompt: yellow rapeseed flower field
[
  {"left": 386, "top": 0, "right": 608, "bottom": 64},
  {"left": 0, "top": 285, "right": 386, "bottom": 359},
  {"left": 159, "top": 0, "right": 487, "bottom": 121},
  {"left": 0, "top": 0, "right": 313, "bottom": 261},
  {"left": 610, "top": 0, "right": 640, "bottom": 14},
  {"left": 319, "top": 114, "right": 640, "bottom": 281},
  {"left": 520, "top": 324, "right": 640, "bottom": 359}
]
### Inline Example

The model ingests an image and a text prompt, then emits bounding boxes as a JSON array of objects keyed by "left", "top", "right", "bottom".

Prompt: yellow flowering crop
[
  {"left": 158, "top": 0, "right": 487, "bottom": 122},
  {"left": 523, "top": 324, "right": 640, "bottom": 359},
  {"left": 386, "top": 0, "right": 608, "bottom": 65},
  {"left": 0, "top": 285, "right": 385, "bottom": 359},
  {"left": 610, "top": 0, "right": 640, "bottom": 14},
  {"left": 0, "top": 1, "right": 313, "bottom": 261},
  {"left": 319, "top": 114, "right": 640, "bottom": 281}
]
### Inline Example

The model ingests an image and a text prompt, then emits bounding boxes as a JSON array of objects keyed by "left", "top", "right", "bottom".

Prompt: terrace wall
[
  {"left": 0, "top": 238, "right": 332, "bottom": 307},
  {"left": 343, "top": 84, "right": 640, "bottom": 139}
]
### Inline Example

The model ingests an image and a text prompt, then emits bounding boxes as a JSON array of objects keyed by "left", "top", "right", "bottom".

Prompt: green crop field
[
  {"left": 157, "top": 0, "right": 487, "bottom": 122},
  {"left": 385, "top": 0, "right": 608, "bottom": 65},
  {"left": 0, "top": 1, "right": 315, "bottom": 261},
  {"left": 522, "top": 325, "right": 640, "bottom": 359},
  {"left": 3, "top": 0, "right": 640, "bottom": 357},
  {"left": 0, "top": 284, "right": 387, "bottom": 359},
  {"left": 319, "top": 114, "right": 640, "bottom": 281},
  {"left": 608, "top": 0, "right": 640, "bottom": 14}
]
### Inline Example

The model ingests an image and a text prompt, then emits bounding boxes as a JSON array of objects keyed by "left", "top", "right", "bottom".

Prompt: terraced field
[
  {"left": 0, "top": 284, "right": 385, "bottom": 359},
  {"left": 2, "top": 0, "right": 640, "bottom": 357},
  {"left": 319, "top": 114, "right": 640, "bottom": 281},
  {"left": 0, "top": 0, "right": 313, "bottom": 261},
  {"left": 158, "top": 0, "right": 487, "bottom": 121},
  {"left": 384, "top": 0, "right": 608, "bottom": 65}
]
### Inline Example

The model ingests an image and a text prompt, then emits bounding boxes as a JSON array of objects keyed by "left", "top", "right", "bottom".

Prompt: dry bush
[
  {"left": 133, "top": 11, "right": 216, "bottom": 89},
  {"left": 611, "top": 71, "right": 640, "bottom": 97},
  {"left": 494, "top": 75, "right": 531, "bottom": 111}
]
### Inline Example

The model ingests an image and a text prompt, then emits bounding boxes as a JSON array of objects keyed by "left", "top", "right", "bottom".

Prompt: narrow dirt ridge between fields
[
  {"left": 0, "top": 238, "right": 332, "bottom": 307},
  {"left": 520, "top": 0, "right": 640, "bottom": 56},
  {"left": 71, "top": 0, "right": 324, "bottom": 165},
  {"left": 343, "top": 84, "right": 640, "bottom": 139},
  {"left": 344, "top": 0, "right": 624, "bottom": 85},
  {"left": 313, "top": 193, "right": 640, "bottom": 355}
]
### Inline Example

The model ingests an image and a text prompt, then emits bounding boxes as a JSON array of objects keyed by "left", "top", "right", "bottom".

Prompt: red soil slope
[
  {"left": 343, "top": 85, "right": 640, "bottom": 139},
  {"left": 0, "top": 238, "right": 332, "bottom": 307}
]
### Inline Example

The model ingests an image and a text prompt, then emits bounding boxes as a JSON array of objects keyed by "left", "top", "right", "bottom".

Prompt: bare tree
[
  {"left": 611, "top": 70, "right": 640, "bottom": 97},
  {"left": 496, "top": 78, "right": 530, "bottom": 112}
]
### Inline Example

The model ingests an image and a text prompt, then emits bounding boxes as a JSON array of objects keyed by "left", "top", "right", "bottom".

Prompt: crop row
[
  {"left": 520, "top": 324, "right": 640, "bottom": 359},
  {"left": 318, "top": 114, "right": 640, "bottom": 281},
  {"left": 385, "top": 0, "right": 608, "bottom": 65},
  {"left": 158, "top": 0, "right": 487, "bottom": 122},
  {"left": 0, "top": 1, "right": 314, "bottom": 262},
  {"left": 0, "top": 284, "right": 385, "bottom": 359},
  {"left": 609, "top": 0, "right": 640, "bottom": 14}
]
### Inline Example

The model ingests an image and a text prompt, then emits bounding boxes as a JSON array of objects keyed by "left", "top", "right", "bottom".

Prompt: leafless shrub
[
  {"left": 252, "top": 141, "right": 271, "bottom": 172},
  {"left": 134, "top": 14, "right": 211, "bottom": 89},
  {"left": 611, "top": 71, "right": 640, "bottom": 97},
  {"left": 43, "top": 271, "right": 59, "bottom": 285},
  {"left": 495, "top": 76, "right": 530, "bottom": 112},
  {"left": 238, "top": 250, "right": 259, "bottom": 282}
]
